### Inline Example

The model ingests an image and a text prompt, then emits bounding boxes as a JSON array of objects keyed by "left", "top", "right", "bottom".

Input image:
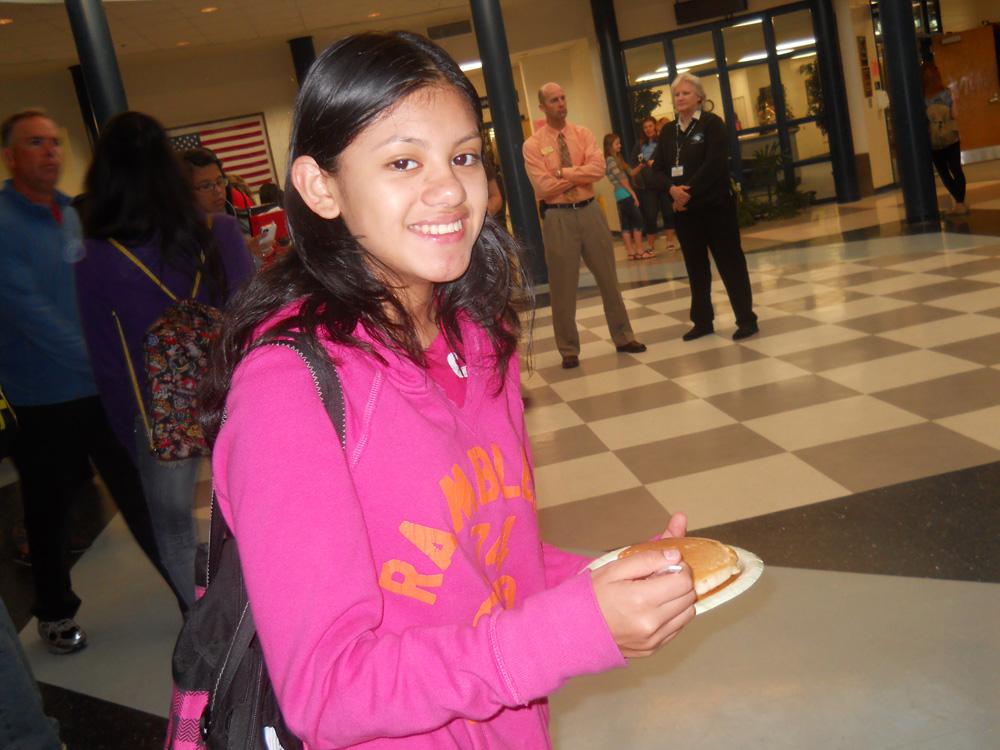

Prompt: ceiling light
[
  {"left": 776, "top": 37, "right": 816, "bottom": 51},
  {"left": 635, "top": 70, "right": 672, "bottom": 83},
  {"left": 200, "top": 6, "right": 219, "bottom": 13},
  {"left": 737, "top": 51, "right": 769, "bottom": 62},
  {"left": 0, "top": 18, "right": 13, "bottom": 26},
  {"left": 459, "top": 60, "right": 482, "bottom": 72},
  {"left": 176, "top": 40, "right": 191, "bottom": 47},
  {"left": 675, "top": 56, "right": 714, "bottom": 69},
  {"left": 731, "top": 18, "right": 763, "bottom": 28},
  {"left": 367, "top": 11, "right": 382, "bottom": 18},
  {"left": 791, "top": 51, "right": 817, "bottom": 60}
]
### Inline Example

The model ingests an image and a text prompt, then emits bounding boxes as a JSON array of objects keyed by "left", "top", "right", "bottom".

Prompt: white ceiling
[{"left": 0, "top": 0, "right": 500, "bottom": 72}]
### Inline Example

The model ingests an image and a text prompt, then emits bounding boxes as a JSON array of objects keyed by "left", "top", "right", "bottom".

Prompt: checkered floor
[
  {"left": 6, "top": 223, "right": 999, "bottom": 750},
  {"left": 525, "top": 231, "right": 1000, "bottom": 549}
]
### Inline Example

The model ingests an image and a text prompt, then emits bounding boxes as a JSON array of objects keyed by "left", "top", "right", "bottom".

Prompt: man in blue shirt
[{"left": 0, "top": 110, "right": 164, "bottom": 654}]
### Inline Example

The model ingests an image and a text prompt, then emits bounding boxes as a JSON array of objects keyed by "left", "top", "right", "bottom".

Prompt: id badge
[{"left": 671, "top": 166, "right": 684, "bottom": 178}]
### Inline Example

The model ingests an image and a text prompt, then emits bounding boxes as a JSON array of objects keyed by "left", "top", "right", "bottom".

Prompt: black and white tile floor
[{"left": 2, "top": 178, "right": 999, "bottom": 749}]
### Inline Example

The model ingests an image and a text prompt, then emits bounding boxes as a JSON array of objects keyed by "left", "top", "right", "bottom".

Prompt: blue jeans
[
  {"left": 134, "top": 421, "right": 200, "bottom": 612},
  {"left": 0, "top": 599, "right": 62, "bottom": 749}
]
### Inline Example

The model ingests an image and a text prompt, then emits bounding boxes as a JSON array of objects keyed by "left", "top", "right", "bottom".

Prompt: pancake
[{"left": 618, "top": 537, "right": 742, "bottom": 598}]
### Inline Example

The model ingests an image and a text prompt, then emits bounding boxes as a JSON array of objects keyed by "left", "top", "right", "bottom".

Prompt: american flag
[{"left": 167, "top": 113, "right": 277, "bottom": 189}]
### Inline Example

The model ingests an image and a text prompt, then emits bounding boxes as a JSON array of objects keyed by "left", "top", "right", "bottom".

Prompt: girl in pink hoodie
[{"left": 199, "top": 31, "right": 696, "bottom": 749}]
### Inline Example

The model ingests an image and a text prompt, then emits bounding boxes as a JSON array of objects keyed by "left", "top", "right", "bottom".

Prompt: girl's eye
[
  {"left": 389, "top": 159, "right": 418, "bottom": 171},
  {"left": 453, "top": 152, "right": 481, "bottom": 167}
]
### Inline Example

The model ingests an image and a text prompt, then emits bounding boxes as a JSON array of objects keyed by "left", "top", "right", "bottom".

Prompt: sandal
[
  {"left": 638, "top": 249, "right": 657, "bottom": 260},
  {"left": 627, "top": 253, "right": 642, "bottom": 260}
]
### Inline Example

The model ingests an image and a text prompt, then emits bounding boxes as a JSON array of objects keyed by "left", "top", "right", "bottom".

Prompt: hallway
[{"left": 2, "top": 181, "right": 999, "bottom": 748}]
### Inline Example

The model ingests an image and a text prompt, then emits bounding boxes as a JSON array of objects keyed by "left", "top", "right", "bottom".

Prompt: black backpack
[{"left": 166, "top": 336, "right": 344, "bottom": 750}]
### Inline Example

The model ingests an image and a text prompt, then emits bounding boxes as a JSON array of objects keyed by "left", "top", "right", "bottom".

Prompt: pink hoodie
[{"left": 211, "top": 316, "right": 625, "bottom": 748}]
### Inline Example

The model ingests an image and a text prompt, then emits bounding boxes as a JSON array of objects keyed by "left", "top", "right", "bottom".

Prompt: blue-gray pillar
[
  {"left": 590, "top": 0, "right": 635, "bottom": 159},
  {"left": 469, "top": 0, "right": 547, "bottom": 284},
  {"left": 812, "top": 0, "right": 859, "bottom": 202},
  {"left": 288, "top": 36, "right": 316, "bottom": 88},
  {"left": 761, "top": 15, "right": 795, "bottom": 187},
  {"left": 64, "top": 0, "right": 128, "bottom": 128},
  {"left": 879, "top": 0, "right": 939, "bottom": 223},
  {"left": 68, "top": 64, "right": 99, "bottom": 151}
]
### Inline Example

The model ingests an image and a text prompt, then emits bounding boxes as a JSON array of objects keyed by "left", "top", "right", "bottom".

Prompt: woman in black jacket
[{"left": 653, "top": 73, "right": 758, "bottom": 341}]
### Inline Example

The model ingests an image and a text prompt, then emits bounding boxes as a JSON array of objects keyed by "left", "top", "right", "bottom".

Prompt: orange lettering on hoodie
[
  {"left": 440, "top": 465, "right": 476, "bottom": 533},
  {"left": 468, "top": 446, "right": 500, "bottom": 506},
  {"left": 379, "top": 560, "right": 442, "bottom": 605},
  {"left": 399, "top": 521, "right": 457, "bottom": 571},
  {"left": 472, "top": 575, "right": 517, "bottom": 626},
  {"left": 491, "top": 444, "right": 521, "bottom": 499}
]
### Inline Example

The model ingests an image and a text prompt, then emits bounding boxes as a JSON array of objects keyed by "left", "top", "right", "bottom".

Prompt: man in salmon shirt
[{"left": 522, "top": 82, "right": 645, "bottom": 369}]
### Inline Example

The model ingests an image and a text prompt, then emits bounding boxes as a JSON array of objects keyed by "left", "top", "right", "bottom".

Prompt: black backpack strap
[{"left": 201, "top": 335, "right": 344, "bottom": 741}]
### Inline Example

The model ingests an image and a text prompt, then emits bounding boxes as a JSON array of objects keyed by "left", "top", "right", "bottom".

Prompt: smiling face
[
  {"left": 320, "top": 85, "right": 487, "bottom": 310},
  {"left": 3, "top": 115, "right": 62, "bottom": 202},
  {"left": 612, "top": 137, "right": 621, "bottom": 155},
  {"left": 672, "top": 80, "right": 703, "bottom": 117}
]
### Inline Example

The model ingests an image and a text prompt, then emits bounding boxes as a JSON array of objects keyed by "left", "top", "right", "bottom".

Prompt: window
[
  {"left": 673, "top": 32, "right": 716, "bottom": 75},
  {"left": 625, "top": 43, "right": 668, "bottom": 86}
]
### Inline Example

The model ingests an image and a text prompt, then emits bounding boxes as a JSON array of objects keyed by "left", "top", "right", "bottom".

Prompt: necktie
[{"left": 557, "top": 132, "right": 572, "bottom": 168}]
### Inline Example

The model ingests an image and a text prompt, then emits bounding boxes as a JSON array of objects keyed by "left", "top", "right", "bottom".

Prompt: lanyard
[{"left": 675, "top": 117, "right": 698, "bottom": 166}]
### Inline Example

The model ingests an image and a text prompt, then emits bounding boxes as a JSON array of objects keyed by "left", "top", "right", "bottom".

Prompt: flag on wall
[{"left": 167, "top": 113, "right": 277, "bottom": 189}]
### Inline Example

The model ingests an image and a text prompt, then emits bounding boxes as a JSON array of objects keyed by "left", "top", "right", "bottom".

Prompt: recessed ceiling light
[
  {"left": 200, "top": 6, "right": 219, "bottom": 13},
  {"left": 0, "top": 18, "right": 14, "bottom": 26},
  {"left": 367, "top": 11, "right": 382, "bottom": 18},
  {"left": 177, "top": 40, "right": 191, "bottom": 47}
]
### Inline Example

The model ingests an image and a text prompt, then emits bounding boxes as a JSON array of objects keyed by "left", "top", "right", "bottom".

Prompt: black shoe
[
  {"left": 732, "top": 323, "right": 759, "bottom": 341},
  {"left": 682, "top": 325, "right": 714, "bottom": 341},
  {"left": 615, "top": 340, "right": 647, "bottom": 354},
  {"left": 561, "top": 355, "right": 580, "bottom": 369}
]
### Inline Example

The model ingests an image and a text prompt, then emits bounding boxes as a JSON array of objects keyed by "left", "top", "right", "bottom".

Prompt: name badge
[
  {"left": 541, "top": 145, "right": 555, "bottom": 155},
  {"left": 671, "top": 166, "right": 684, "bottom": 177}
]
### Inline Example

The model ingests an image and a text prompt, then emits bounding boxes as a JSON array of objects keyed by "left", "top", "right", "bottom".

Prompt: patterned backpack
[{"left": 110, "top": 238, "right": 219, "bottom": 460}]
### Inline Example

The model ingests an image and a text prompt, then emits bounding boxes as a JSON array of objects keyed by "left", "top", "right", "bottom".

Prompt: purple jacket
[{"left": 75, "top": 214, "right": 253, "bottom": 460}]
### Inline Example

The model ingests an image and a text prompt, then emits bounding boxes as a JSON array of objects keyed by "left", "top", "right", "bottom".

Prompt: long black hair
[
  {"left": 200, "top": 31, "right": 528, "bottom": 442},
  {"left": 82, "top": 111, "right": 228, "bottom": 302}
]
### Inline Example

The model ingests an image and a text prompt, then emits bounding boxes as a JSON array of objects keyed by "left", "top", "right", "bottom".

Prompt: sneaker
[{"left": 37, "top": 618, "right": 88, "bottom": 654}]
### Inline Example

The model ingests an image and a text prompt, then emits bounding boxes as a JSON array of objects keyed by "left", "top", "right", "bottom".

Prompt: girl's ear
[{"left": 290, "top": 155, "right": 342, "bottom": 219}]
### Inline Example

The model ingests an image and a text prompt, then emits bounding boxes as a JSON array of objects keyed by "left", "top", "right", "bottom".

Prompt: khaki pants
[{"left": 542, "top": 200, "right": 634, "bottom": 358}]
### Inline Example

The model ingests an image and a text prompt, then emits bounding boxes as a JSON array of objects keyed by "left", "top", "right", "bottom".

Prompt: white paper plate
[{"left": 586, "top": 545, "right": 764, "bottom": 615}]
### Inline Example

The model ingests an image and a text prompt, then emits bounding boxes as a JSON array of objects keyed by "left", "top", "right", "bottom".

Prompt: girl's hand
[
  {"left": 591, "top": 548, "right": 696, "bottom": 658},
  {"left": 657, "top": 511, "right": 687, "bottom": 540}
]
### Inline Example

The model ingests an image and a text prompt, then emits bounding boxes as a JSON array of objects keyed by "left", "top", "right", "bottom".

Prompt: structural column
[
  {"left": 63, "top": 0, "right": 127, "bottom": 128},
  {"left": 590, "top": 0, "right": 635, "bottom": 158},
  {"left": 469, "top": 0, "right": 547, "bottom": 284},
  {"left": 68, "top": 64, "right": 99, "bottom": 150},
  {"left": 288, "top": 36, "right": 316, "bottom": 87},
  {"left": 878, "top": 0, "right": 939, "bottom": 223},
  {"left": 812, "top": 0, "right": 859, "bottom": 202}
]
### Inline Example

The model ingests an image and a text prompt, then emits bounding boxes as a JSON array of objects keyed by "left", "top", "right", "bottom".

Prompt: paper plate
[{"left": 586, "top": 545, "right": 764, "bottom": 615}]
